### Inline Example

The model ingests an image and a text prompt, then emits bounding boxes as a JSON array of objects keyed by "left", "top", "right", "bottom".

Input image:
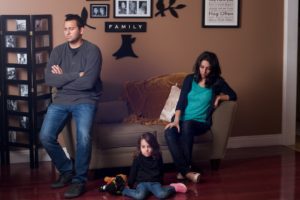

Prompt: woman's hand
[
  {"left": 214, "top": 94, "right": 230, "bottom": 108},
  {"left": 165, "top": 121, "right": 180, "bottom": 132},
  {"left": 214, "top": 95, "right": 221, "bottom": 108}
]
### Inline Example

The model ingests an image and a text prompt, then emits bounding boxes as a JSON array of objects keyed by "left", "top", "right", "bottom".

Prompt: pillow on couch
[
  {"left": 159, "top": 85, "right": 181, "bottom": 122},
  {"left": 123, "top": 72, "right": 187, "bottom": 119},
  {"left": 94, "top": 100, "right": 129, "bottom": 124}
]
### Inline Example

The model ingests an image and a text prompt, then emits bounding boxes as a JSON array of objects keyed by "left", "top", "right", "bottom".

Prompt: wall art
[
  {"left": 90, "top": 4, "right": 110, "bottom": 18},
  {"left": 114, "top": 0, "right": 152, "bottom": 18},
  {"left": 202, "top": 0, "right": 240, "bottom": 28}
]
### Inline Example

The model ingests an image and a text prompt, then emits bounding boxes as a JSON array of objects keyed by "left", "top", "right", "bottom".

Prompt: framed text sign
[{"left": 202, "top": 0, "right": 240, "bottom": 28}]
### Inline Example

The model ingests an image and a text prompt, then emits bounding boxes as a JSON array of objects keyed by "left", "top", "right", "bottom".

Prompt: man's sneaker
[
  {"left": 51, "top": 173, "right": 73, "bottom": 189},
  {"left": 64, "top": 183, "right": 86, "bottom": 199}
]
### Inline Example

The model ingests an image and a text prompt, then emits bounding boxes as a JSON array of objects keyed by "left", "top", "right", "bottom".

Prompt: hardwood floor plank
[{"left": 1, "top": 146, "right": 300, "bottom": 200}]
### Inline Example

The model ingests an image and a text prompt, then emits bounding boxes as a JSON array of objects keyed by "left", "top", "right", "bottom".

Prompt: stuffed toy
[{"left": 99, "top": 174, "right": 127, "bottom": 195}]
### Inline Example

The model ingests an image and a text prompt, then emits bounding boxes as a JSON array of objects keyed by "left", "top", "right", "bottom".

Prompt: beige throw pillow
[{"left": 159, "top": 85, "right": 181, "bottom": 122}]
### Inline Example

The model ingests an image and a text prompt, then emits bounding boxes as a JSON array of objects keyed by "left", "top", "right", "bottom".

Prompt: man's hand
[
  {"left": 51, "top": 65, "right": 63, "bottom": 74},
  {"left": 79, "top": 72, "right": 85, "bottom": 77}
]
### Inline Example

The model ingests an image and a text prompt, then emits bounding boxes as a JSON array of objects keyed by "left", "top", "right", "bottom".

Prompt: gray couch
[{"left": 63, "top": 100, "right": 237, "bottom": 170}]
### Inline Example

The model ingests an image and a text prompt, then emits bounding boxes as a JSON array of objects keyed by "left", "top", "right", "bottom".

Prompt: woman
[{"left": 164, "top": 51, "right": 237, "bottom": 183}]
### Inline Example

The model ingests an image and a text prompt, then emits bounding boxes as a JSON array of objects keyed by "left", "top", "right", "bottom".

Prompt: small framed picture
[
  {"left": 7, "top": 67, "right": 17, "bottom": 80},
  {"left": 5, "top": 35, "right": 17, "bottom": 48},
  {"left": 90, "top": 4, "right": 110, "bottom": 18},
  {"left": 16, "top": 19, "right": 26, "bottom": 31},
  {"left": 7, "top": 100, "right": 18, "bottom": 111},
  {"left": 20, "top": 116, "right": 29, "bottom": 129},
  {"left": 19, "top": 84, "right": 28, "bottom": 97},
  {"left": 35, "top": 52, "right": 44, "bottom": 64},
  {"left": 114, "top": 0, "right": 152, "bottom": 18},
  {"left": 8, "top": 131, "right": 17, "bottom": 142},
  {"left": 17, "top": 53, "right": 27, "bottom": 64}
]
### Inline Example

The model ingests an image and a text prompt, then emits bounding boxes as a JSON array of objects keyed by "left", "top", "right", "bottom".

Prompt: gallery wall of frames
[{"left": 0, "top": 15, "right": 52, "bottom": 168}]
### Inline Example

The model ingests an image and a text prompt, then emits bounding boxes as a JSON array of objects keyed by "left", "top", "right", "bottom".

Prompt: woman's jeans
[
  {"left": 40, "top": 103, "right": 96, "bottom": 183},
  {"left": 122, "top": 182, "right": 175, "bottom": 200},
  {"left": 164, "top": 120, "right": 210, "bottom": 176}
]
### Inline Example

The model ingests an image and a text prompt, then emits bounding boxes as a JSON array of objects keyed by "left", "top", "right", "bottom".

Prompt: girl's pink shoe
[{"left": 170, "top": 183, "right": 187, "bottom": 193}]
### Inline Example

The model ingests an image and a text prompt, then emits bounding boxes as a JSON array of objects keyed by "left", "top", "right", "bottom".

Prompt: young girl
[{"left": 122, "top": 132, "right": 187, "bottom": 199}]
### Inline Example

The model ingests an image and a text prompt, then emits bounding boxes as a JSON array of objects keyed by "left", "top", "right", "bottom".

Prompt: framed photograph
[
  {"left": 7, "top": 67, "right": 17, "bottom": 80},
  {"left": 5, "top": 35, "right": 17, "bottom": 48},
  {"left": 19, "top": 84, "right": 28, "bottom": 97},
  {"left": 7, "top": 100, "right": 18, "bottom": 111},
  {"left": 114, "top": 0, "right": 152, "bottom": 18},
  {"left": 20, "top": 116, "right": 29, "bottom": 129},
  {"left": 17, "top": 53, "right": 27, "bottom": 64},
  {"left": 16, "top": 19, "right": 26, "bottom": 31},
  {"left": 90, "top": 4, "right": 110, "bottom": 18},
  {"left": 202, "top": 0, "right": 240, "bottom": 28},
  {"left": 8, "top": 131, "right": 17, "bottom": 142}
]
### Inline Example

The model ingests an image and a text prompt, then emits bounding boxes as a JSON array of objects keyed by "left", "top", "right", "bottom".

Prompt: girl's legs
[
  {"left": 122, "top": 182, "right": 150, "bottom": 200},
  {"left": 148, "top": 182, "right": 176, "bottom": 199}
]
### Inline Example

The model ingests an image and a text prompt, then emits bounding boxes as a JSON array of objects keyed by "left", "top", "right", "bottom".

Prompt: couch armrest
[{"left": 210, "top": 101, "right": 237, "bottom": 159}]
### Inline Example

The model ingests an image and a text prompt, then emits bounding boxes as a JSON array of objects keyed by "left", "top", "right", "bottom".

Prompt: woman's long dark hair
[
  {"left": 193, "top": 51, "right": 221, "bottom": 87},
  {"left": 134, "top": 132, "right": 161, "bottom": 159}
]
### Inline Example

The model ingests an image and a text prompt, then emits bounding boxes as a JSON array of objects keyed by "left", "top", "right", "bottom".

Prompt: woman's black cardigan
[{"left": 175, "top": 74, "right": 237, "bottom": 126}]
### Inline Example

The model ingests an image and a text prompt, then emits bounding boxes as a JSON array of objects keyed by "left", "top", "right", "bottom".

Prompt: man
[{"left": 40, "top": 14, "right": 102, "bottom": 198}]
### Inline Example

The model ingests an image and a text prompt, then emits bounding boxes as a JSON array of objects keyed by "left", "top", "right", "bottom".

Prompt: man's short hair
[{"left": 65, "top": 14, "right": 85, "bottom": 28}]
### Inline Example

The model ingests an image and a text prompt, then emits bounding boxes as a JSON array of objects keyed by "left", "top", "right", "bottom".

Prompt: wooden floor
[{"left": 1, "top": 146, "right": 300, "bottom": 200}]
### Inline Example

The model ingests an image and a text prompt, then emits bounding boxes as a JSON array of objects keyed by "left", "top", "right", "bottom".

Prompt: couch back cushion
[
  {"left": 94, "top": 100, "right": 129, "bottom": 123},
  {"left": 123, "top": 72, "right": 187, "bottom": 119}
]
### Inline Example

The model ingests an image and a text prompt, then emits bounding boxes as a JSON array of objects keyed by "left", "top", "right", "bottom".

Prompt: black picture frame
[
  {"left": 114, "top": 0, "right": 152, "bottom": 18},
  {"left": 202, "top": 0, "right": 240, "bottom": 28},
  {"left": 90, "top": 4, "right": 110, "bottom": 18}
]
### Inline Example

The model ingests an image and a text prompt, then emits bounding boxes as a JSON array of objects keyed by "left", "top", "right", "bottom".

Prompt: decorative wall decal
[
  {"left": 113, "top": 34, "right": 138, "bottom": 59},
  {"left": 105, "top": 22, "right": 147, "bottom": 32},
  {"left": 81, "top": 7, "right": 96, "bottom": 29},
  {"left": 155, "top": 0, "right": 186, "bottom": 18}
]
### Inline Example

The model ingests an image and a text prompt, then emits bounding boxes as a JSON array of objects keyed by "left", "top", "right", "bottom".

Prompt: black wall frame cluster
[{"left": 0, "top": 15, "right": 52, "bottom": 168}]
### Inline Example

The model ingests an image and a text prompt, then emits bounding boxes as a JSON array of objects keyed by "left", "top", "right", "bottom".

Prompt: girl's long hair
[
  {"left": 134, "top": 132, "right": 161, "bottom": 159},
  {"left": 193, "top": 51, "right": 221, "bottom": 87}
]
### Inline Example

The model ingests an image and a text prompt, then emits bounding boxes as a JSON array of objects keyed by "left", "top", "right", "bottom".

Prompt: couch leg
[{"left": 210, "top": 159, "right": 221, "bottom": 171}]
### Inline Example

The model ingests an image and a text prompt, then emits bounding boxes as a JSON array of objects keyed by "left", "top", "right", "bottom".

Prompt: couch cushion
[
  {"left": 123, "top": 72, "right": 187, "bottom": 119},
  {"left": 94, "top": 100, "right": 129, "bottom": 124},
  {"left": 93, "top": 123, "right": 156, "bottom": 149}
]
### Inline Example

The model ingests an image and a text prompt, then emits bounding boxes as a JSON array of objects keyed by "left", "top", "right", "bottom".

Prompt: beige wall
[{"left": 0, "top": 0, "right": 284, "bottom": 137}]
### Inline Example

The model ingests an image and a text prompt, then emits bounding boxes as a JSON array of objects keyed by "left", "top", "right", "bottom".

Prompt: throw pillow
[{"left": 159, "top": 85, "right": 181, "bottom": 122}]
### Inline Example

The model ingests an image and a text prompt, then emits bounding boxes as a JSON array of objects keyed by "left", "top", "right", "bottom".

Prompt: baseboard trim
[
  {"left": 10, "top": 147, "right": 69, "bottom": 164},
  {"left": 228, "top": 134, "right": 283, "bottom": 148},
  {"left": 9, "top": 134, "right": 284, "bottom": 163}
]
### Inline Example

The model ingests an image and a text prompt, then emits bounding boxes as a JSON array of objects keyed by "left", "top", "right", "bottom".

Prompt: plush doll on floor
[{"left": 98, "top": 174, "right": 127, "bottom": 195}]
